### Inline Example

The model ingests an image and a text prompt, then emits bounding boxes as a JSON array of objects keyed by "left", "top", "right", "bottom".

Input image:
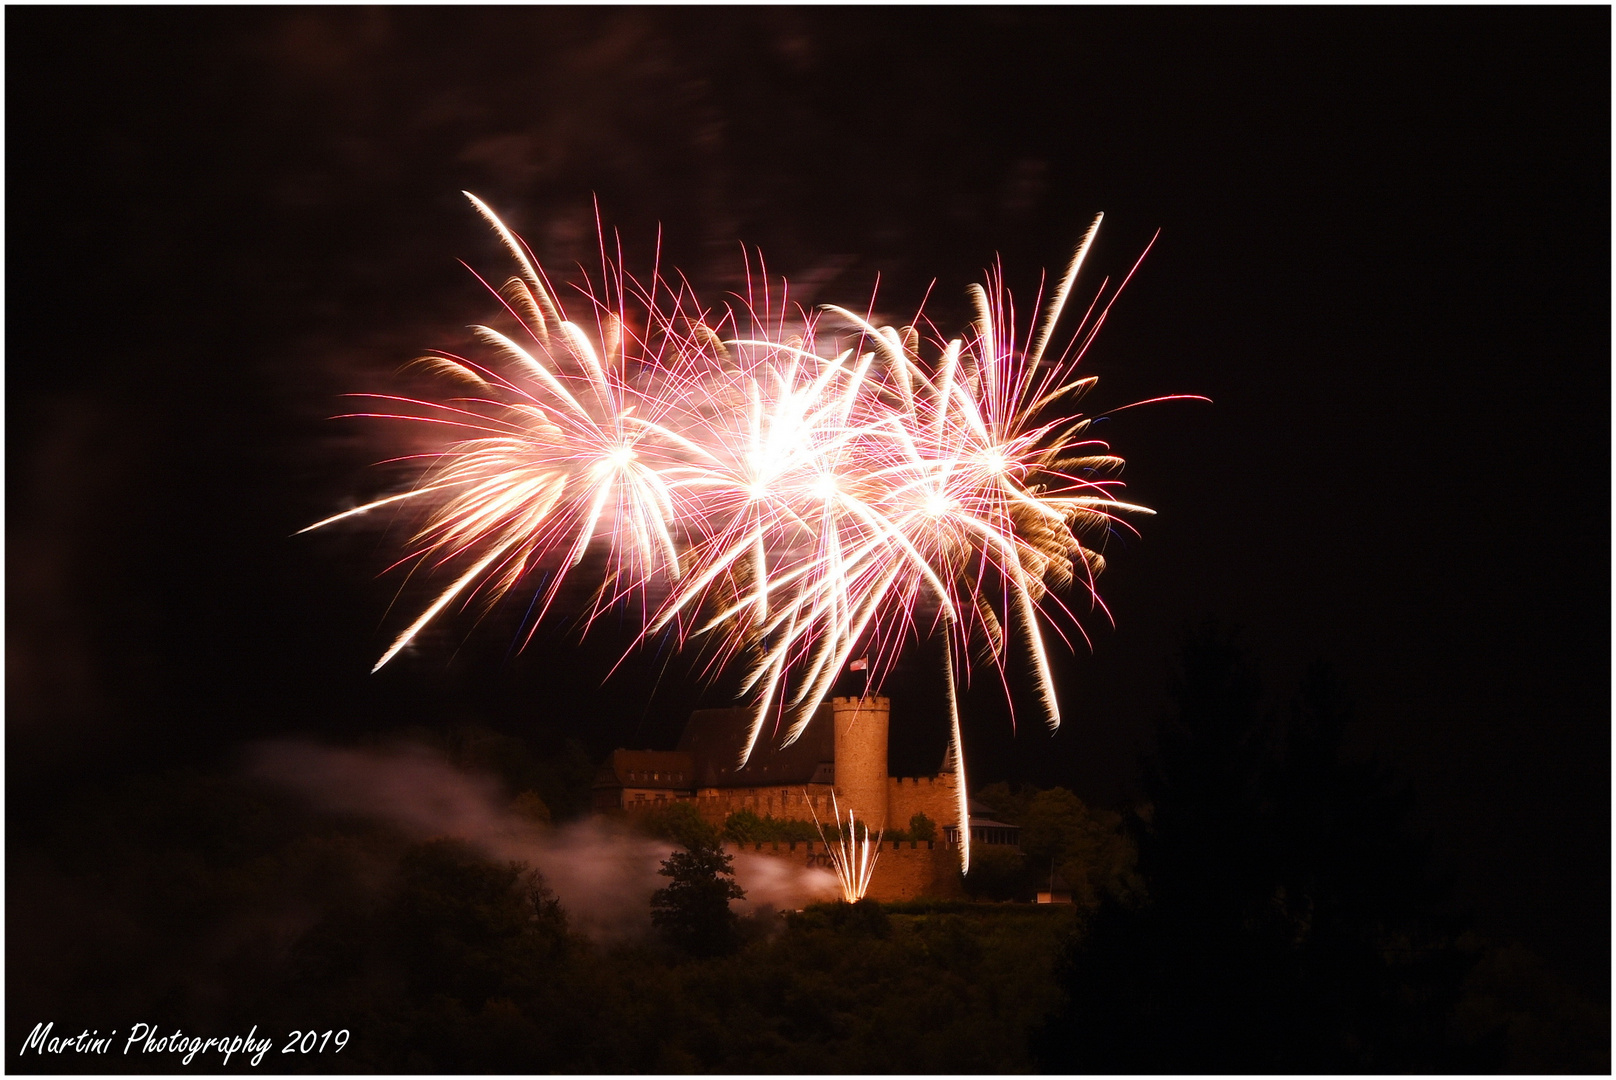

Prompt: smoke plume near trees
[{"left": 250, "top": 738, "right": 836, "bottom": 932}]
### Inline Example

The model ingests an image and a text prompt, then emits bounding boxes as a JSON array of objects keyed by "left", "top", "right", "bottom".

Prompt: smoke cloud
[{"left": 249, "top": 739, "right": 836, "bottom": 939}]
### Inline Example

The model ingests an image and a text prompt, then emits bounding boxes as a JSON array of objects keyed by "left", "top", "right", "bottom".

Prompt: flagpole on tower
[{"left": 850, "top": 656, "right": 870, "bottom": 700}]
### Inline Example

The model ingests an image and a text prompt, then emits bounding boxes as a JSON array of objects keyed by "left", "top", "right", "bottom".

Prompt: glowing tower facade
[{"left": 831, "top": 695, "right": 891, "bottom": 828}]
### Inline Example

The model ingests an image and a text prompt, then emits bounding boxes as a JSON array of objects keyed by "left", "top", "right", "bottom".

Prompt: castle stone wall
[
  {"left": 864, "top": 840, "right": 966, "bottom": 901},
  {"left": 887, "top": 773, "right": 960, "bottom": 833},
  {"left": 682, "top": 775, "right": 962, "bottom": 834},
  {"left": 722, "top": 838, "right": 966, "bottom": 903},
  {"left": 832, "top": 695, "right": 890, "bottom": 827},
  {"left": 691, "top": 784, "right": 836, "bottom": 825}
]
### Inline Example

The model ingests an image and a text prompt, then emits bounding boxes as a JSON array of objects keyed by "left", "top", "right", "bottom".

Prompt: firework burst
[{"left": 307, "top": 194, "right": 1191, "bottom": 872}]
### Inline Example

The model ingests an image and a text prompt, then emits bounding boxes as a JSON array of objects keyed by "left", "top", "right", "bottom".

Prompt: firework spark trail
[
  {"left": 308, "top": 195, "right": 1195, "bottom": 872},
  {"left": 807, "top": 791, "right": 884, "bottom": 904},
  {"left": 942, "top": 626, "right": 971, "bottom": 874}
]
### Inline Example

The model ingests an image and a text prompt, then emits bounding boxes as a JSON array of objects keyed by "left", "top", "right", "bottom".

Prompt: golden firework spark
[
  {"left": 807, "top": 791, "right": 884, "bottom": 905},
  {"left": 308, "top": 194, "right": 1197, "bottom": 874}
]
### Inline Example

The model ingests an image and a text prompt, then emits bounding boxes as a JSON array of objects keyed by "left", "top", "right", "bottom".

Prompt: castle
[{"left": 594, "top": 695, "right": 1019, "bottom": 901}]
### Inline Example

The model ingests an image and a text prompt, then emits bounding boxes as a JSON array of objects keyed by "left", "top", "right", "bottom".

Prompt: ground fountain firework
[
  {"left": 307, "top": 193, "right": 1190, "bottom": 873},
  {"left": 808, "top": 791, "right": 884, "bottom": 904}
]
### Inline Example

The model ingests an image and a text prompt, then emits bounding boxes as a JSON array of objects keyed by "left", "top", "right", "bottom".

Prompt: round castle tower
[{"left": 831, "top": 695, "right": 890, "bottom": 828}]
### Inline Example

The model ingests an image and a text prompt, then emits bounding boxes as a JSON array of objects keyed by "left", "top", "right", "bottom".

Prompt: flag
[{"left": 849, "top": 657, "right": 868, "bottom": 671}]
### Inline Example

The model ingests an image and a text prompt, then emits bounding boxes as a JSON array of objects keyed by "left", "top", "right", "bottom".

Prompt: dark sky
[{"left": 8, "top": 8, "right": 1608, "bottom": 995}]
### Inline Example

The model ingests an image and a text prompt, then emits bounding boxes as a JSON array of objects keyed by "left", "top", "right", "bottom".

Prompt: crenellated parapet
[
  {"left": 601, "top": 697, "right": 963, "bottom": 866},
  {"left": 689, "top": 784, "right": 837, "bottom": 824},
  {"left": 722, "top": 838, "right": 967, "bottom": 902},
  {"left": 887, "top": 772, "right": 961, "bottom": 832},
  {"left": 831, "top": 695, "right": 890, "bottom": 826}
]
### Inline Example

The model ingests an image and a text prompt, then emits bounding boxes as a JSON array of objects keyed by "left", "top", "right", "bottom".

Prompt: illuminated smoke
[{"left": 249, "top": 739, "right": 835, "bottom": 936}]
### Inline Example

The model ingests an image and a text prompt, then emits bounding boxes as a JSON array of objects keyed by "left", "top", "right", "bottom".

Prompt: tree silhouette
[
  {"left": 1019, "top": 787, "right": 1140, "bottom": 912},
  {"left": 1034, "top": 623, "right": 1484, "bottom": 1072},
  {"left": 651, "top": 839, "right": 746, "bottom": 957},
  {"left": 1264, "top": 661, "right": 1480, "bottom": 1070}
]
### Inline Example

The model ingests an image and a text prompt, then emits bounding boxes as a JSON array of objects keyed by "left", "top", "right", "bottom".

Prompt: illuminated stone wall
[
  {"left": 612, "top": 694, "right": 964, "bottom": 842},
  {"left": 887, "top": 773, "right": 959, "bottom": 833},
  {"left": 690, "top": 784, "right": 836, "bottom": 825},
  {"left": 831, "top": 695, "right": 890, "bottom": 827},
  {"left": 722, "top": 838, "right": 967, "bottom": 902}
]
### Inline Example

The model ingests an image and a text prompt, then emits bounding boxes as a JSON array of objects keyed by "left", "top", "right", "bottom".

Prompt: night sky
[{"left": 9, "top": 8, "right": 1609, "bottom": 999}]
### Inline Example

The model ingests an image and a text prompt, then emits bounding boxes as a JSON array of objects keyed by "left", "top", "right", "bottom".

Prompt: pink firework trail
[{"left": 306, "top": 193, "right": 1199, "bottom": 873}]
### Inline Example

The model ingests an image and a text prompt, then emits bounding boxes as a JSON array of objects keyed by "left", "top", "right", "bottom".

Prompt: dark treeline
[
  {"left": 1035, "top": 624, "right": 1607, "bottom": 1074},
  {"left": 7, "top": 628, "right": 1605, "bottom": 1073},
  {"left": 8, "top": 789, "right": 1071, "bottom": 1073}
]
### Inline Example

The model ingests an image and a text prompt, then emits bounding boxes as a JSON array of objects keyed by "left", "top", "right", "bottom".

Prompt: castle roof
[
  {"left": 678, "top": 703, "right": 835, "bottom": 788},
  {"left": 593, "top": 749, "right": 696, "bottom": 790}
]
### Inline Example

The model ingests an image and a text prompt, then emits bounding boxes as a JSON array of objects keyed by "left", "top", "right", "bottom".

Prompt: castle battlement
[
  {"left": 829, "top": 695, "right": 891, "bottom": 708},
  {"left": 722, "top": 838, "right": 967, "bottom": 902},
  {"left": 887, "top": 773, "right": 958, "bottom": 832},
  {"left": 595, "top": 694, "right": 970, "bottom": 899},
  {"left": 831, "top": 695, "right": 890, "bottom": 827},
  {"left": 686, "top": 785, "right": 836, "bottom": 825}
]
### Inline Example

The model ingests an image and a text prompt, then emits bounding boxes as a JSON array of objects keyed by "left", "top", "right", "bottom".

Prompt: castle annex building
[{"left": 595, "top": 696, "right": 1019, "bottom": 901}]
